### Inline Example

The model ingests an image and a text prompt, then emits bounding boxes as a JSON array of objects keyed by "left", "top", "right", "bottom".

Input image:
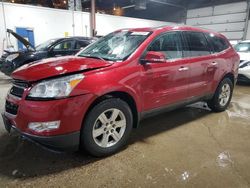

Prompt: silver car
[{"left": 234, "top": 41, "right": 250, "bottom": 82}]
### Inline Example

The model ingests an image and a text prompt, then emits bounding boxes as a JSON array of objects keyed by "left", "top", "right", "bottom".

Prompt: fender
[{"left": 91, "top": 84, "right": 142, "bottom": 113}]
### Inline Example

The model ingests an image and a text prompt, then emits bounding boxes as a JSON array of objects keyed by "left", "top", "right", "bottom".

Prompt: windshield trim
[{"left": 36, "top": 39, "right": 57, "bottom": 51}]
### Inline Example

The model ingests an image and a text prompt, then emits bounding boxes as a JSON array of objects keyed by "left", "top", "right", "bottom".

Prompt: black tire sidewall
[
  {"left": 81, "top": 98, "right": 133, "bottom": 157},
  {"left": 209, "top": 78, "right": 233, "bottom": 112}
]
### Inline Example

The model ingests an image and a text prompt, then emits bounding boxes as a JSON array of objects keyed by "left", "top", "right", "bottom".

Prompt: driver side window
[{"left": 148, "top": 32, "right": 182, "bottom": 59}]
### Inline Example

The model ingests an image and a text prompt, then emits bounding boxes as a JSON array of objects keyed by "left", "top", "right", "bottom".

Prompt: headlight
[
  {"left": 28, "top": 74, "right": 84, "bottom": 99},
  {"left": 6, "top": 53, "right": 19, "bottom": 61}
]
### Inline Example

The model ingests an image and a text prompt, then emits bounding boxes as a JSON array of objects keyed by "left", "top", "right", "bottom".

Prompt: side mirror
[{"left": 141, "top": 51, "right": 166, "bottom": 64}]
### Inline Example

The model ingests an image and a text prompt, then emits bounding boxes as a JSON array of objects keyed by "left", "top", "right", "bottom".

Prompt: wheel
[
  {"left": 81, "top": 98, "right": 133, "bottom": 157},
  {"left": 207, "top": 78, "right": 233, "bottom": 112}
]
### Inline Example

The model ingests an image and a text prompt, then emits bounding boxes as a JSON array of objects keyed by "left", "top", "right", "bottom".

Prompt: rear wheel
[
  {"left": 207, "top": 78, "right": 233, "bottom": 112},
  {"left": 81, "top": 98, "right": 133, "bottom": 157}
]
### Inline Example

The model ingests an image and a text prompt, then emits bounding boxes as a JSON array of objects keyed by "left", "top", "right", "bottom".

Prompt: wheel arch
[
  {"left": 221, "top": 72, "right": 235, "bottom": 86},
  {"left": 210, "top": 72, "right": 235, "bottom": 100},
  {"left": 208, "top": 72, "right": 234, "bottom": 112},
  {"left": 83, "top": 91, "right": 140, "bottom": 129}
]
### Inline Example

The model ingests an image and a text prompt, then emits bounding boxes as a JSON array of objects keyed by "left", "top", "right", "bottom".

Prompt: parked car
[
  {"left": 234, "top": 41, "right": 250, "bottom": 82},
  {"left": 0, "top": 29, "right": 97, "bottom": 76},
  {"left": 2, "top": 26, "right": 239, "bottom": 157}
]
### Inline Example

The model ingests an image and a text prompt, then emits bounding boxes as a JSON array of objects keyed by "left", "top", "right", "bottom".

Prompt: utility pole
[
  {"left": 243, "top": 0, "right": 250, "bottom": 40},
  {"left": 72, "top": 0, "right": 75, "bottom": 36},
  {"left": 1, "top": 0, "right": 9, "bottom": 51},
  {"left": 90, "top": 0, "right": 96, "bottom": 37}
]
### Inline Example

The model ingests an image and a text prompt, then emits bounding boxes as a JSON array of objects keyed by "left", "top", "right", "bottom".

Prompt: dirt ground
[{"left": 0, "top": 73, "right": 250, "bottom": 188}]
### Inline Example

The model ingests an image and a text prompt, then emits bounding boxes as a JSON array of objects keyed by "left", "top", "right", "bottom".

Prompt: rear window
[
  {"left": 205, "top": 33, "right": 229, "bottom": 53},
  {"left": 182, "top": 31, "right": 211, "bottom": 57}
]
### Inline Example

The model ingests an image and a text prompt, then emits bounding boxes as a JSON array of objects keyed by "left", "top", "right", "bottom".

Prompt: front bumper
[
  {"left": 5, "top": 93, "right": 94, "bottom": 135},
  {"left": 0, "top": 58, "right": 4, "bottom": 70},
  {"left": 0, "top": 60, "right": 14, "bottom": 76},
  {"left": 238, "top": 68, "right": 250, "bottom": 82},
  {"left": 2, "top": 113, "right": 80, "bottom": 151},
  {"left": 2, "top": 92, "right": 95, "bottom": 152},
  {"left": 238, "top": 74, "right": 250, "bottom": 82}
]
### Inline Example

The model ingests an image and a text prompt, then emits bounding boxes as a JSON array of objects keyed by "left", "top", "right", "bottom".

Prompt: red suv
[{"left": 2, "top": 26, "right": 239, "bottom": 157}]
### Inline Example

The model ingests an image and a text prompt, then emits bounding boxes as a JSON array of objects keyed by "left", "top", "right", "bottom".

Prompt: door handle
[
  {"left": 211, "top": 62, "right": 218, "bottom": 66},
  {"left": 178, "top": 66, "right": 189, "bottom": 71}
]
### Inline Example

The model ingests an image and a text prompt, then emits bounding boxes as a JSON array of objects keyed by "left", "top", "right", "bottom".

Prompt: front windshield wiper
[{"left": 79, "top": 54, "right": 108, "bottom": 61}]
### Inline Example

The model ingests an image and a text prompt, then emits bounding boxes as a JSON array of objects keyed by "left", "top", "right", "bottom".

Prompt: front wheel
[
  {"left": 80, "top": 98, "right": 133, "bottom": 157},
  {"left": 207, "top": 78, "right": 233, "bottom": 112}
]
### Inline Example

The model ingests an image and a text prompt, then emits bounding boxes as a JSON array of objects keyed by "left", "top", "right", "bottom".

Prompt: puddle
[
  {"left": 180, "top": 171, "right": 189, "bottom": 181},
  {"left": 164, "top": 167, "right": 197, "bottom": 183},
  {"left": 177, "top": 170, "right": 197, "bottom": 183},
  {"left": 216, "top": 151, "right": 233, "bottom": 168}
]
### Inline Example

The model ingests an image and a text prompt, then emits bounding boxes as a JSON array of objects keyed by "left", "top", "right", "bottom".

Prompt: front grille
[
  {"left": 5, "top": 101, "right": 19, "bottom": 115},
  {"left": 10, "top": 86, "right": 24, "bottom": 98},
  {"left": 12, "top": 79, "right": 30, "bottom": 88},
  {"left": 10, "top": 79, "right": 30, "bottom": 98}
]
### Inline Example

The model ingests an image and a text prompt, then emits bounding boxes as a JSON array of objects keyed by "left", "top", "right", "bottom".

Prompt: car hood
[
  {"left": 11, "top": 56, "right": 113, "bottom": 81},
  {"left": 7, "top": 29, "right": 35, "bottom": 51},
  {"left": 237, "top": 52, "right": 250, "bottom": 61}
]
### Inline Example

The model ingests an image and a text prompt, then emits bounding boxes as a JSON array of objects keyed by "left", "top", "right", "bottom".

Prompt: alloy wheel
[
  {"left": 92, "top": 108, "right": 126, "bottom": 148},
  {"left": 219, "top": 83, "right": 231, "bottom": 106}
]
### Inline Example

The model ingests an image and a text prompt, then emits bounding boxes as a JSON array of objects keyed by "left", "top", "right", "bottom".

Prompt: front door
[
  {"left": 141, "top": 32, "right": 189, "bottom": 111},
  {"left": 49, "top": 39, "right": 76, "bottom": 57}
]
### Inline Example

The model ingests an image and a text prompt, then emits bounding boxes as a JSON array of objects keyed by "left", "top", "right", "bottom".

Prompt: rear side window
[
  {"left": 147, "top": 32, "right": 182, "bottom": 59},
  {"left": 205, "top": 33, "right": 229, "bottom": 53},
  {"left": 182, "top": 31, "right": 211, "bottom": 57}
]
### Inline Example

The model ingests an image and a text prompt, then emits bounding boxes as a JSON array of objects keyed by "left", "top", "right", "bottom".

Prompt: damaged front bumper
[{"left": 1, "top": 113, "right": 80, "bottom": 152}]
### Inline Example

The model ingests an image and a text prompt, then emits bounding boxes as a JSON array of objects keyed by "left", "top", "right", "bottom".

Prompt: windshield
[
  {"left": 234, "top": 42, "right": 250, "bottom": 52},
  {"left": 36, "top": 39, "right": 57, "bottom": 51},
  {"left": 77, "top": 31, "right": 151, "bottom": 61}
]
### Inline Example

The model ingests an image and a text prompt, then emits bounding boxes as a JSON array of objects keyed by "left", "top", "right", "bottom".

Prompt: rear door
[
  {"left": 205, "top": 33, "right": 230, "bottom": 90},
  {"left": 141, "top": 31, "right": 190, "bottom": 111},
  {"left": 181, "top": 31, "right": 215, "bottom": 98}
]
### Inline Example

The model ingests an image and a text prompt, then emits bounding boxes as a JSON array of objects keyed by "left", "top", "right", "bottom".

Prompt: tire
[
  {"left": 80, "top": 98, "right": 133, "bottom": 157},
  {"left": 207, "top": 78, "right": 233, "bottom": 112}
]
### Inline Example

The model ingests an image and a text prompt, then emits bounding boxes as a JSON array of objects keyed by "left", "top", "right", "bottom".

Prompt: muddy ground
[{"left": 0, "top": 73, "right": 250, "bottom": 188}]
